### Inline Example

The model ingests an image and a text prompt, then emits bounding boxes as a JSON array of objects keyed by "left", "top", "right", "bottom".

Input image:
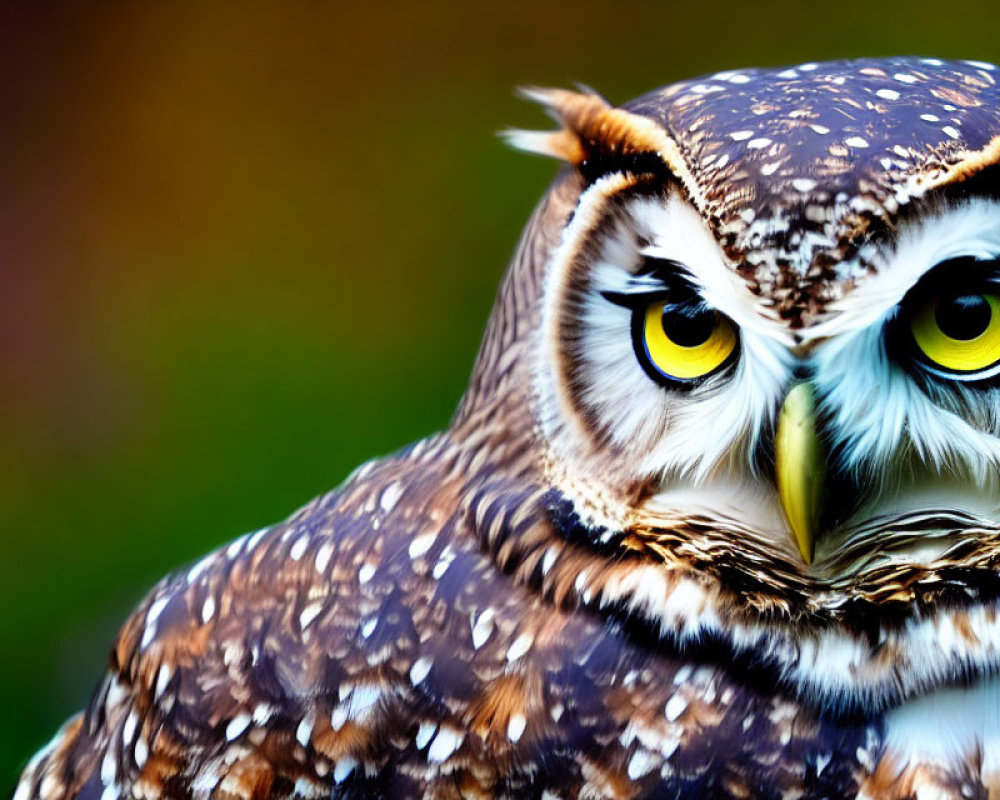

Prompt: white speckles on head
[
  {"left": 332, "top": 684, "right": 383, "bottom": 731},
  {"left": 358, "top": 563, "right": 376, "bottom": 585},
  {"left": 627, "top": 749, "right": 658, "bottom": 780},
  {"left": 415, "top": 721, "right": 437, "bottom": 750},
  {"left": 186, "top": 553, "right": 215, "bottom": 584},
  {"left": 134, "top": 735, "right": 149, "bottom": 769},
  {"left": 410, "top": 656, "right": 433, "bottom": 685},
  {"left": 121, "top": 711, "right": 138, "bottom": 746},
  {"left": 101, "top": 750, "right": 117, "bottom": 785},
  {"left": 432, "top": 545, "right": 456, "bottom": 579},
  {"left": 292, "top": 777, "right": 326, "bottom": 798},
  {"left": 360, "top": 617, "right": 378, "bottom": 639},
  {"left": 333, "top": 757, "right": 358, "bottom": 784},
  {"left": 331, "top": 706, "right": 349, "bottom": 732},
  {"left": 876, "top": 88, "right": 901, "bottom": 100},
  {"left": 893, "top": 72, "right": 918, "bottom": 84},
  {"left": 809, "top": 123, "right": 830, "bottom": 134},
  {"left": 103, "top": 676, "right": 127, "bottom": 713},
  {"left": 541, "top": 545, "right": 559, "bottom": 576},
  {"left": 246, "top": 526, "right": 270, "bottom": 552},
  {"left": 815, "top": 751, "right": 832, "bottom": 776},
  {"left": 314, "top": 541, "right": 333, "bottom": 573},
  {"left": 300, "top": 602, "right": 323, "bottom": 631},
  {"left": 729, "top": 130, "right": 754, "bottom": 141},
  {"left": 296, "top": 713, "right": 315, "bottom": 748},
  {"left": 791, "top": 178, "right": 817, "bottom": 192},
  {"left": 225, "top": 712, "right": 252, "bottom": 742},
  {"left": 226, "top": 533, "right": 248, "bottom": 559},
  {"left": 760, "top": 162, "right": 780, "bottom": 176},
  {"left": 39, "top": 776, "right": 61, "bottom": 800},
  {"left": 919, "top": 113, "right": 940, "bottom": 122},
  {"left": 141, "top": 595, "right": 170, "bottom": 649},
  {"left": 379, "top": 481, "right": 403, "bottom": 514},
  {"left": 252, "top": 703, "right": 275, "bottom": 725},
  {"left": 154, "top": 664, "right": 173, "bottom": 700},
  {"left": 427, "top": 726, "right": 464, "bottom": 762},
  {"left": 200, "top": 595, "right": 216, "bottom": 624},
  {"left": 505, "top": 632, "right": 534, "bottom": 662},
  {"left": 665, "top": 694, "right": 688, "bottom": 722},
  {"left": 687, "top": 82, "right": 724, "bottom": 96},
  {"left": 408, "top": 532, "right": 436, "bottom": 560},
  {"left": 804, "top": 204, "right": 829, "bottom": 223},
  {"left": 746, "top": 137, "right": 771, "bottom": 150},
  {"left": 844, "top": 136, "right": 869, "bottom": 148},
  {"left": 349, "top": 458, "right": 377, "bottom": 482},
  {"left": 942, "top": 125, "right": 961, "bottom": 140},
  {"left": 471, "top": 608, "right": 495, "bottom": 649},
  {"left": 190, "top": 769, "right": 222, "bottom": 798},
  {"left": 290, "top": 535, "right": 309, "bottom": 561},
  {"left": 507, "top": 712, "right": 527, "bottom": 743}
]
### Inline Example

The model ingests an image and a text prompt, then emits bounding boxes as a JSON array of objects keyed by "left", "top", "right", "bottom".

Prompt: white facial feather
[
  {"left": 809, "top": 198, "right": 1000, "bottom": 339},
  {"left": 811, "top": 198, "right": 1000, "bottom": 490}
]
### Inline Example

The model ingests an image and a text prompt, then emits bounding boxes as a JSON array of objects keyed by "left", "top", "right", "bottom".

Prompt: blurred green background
[{"left": 3, "top": 0, "right": 998, "bottom": 785}]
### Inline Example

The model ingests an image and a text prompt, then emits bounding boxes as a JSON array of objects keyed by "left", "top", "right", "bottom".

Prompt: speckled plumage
[
  {"left": 15, "top": 57, "right": 1000, "bottom": 800},
  {"left": 626, "top": 58, "right": 1000, "bottom": 317}
]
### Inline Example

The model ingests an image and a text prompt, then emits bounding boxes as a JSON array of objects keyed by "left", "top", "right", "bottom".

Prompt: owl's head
[{"left": 456, "top": 58, "right": 1000, "bottom": 715}]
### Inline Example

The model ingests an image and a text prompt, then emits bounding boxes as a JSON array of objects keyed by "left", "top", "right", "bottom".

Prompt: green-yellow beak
[{"left": 775, "top": 383, "right": 826, "bottom": 564}]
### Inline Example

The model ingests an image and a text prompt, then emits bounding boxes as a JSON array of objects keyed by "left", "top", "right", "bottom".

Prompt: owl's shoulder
[{"left": 18, "top": 436, "right": 873, "bottom": 798}]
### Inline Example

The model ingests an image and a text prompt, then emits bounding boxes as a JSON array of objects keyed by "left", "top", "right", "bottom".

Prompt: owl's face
[{"left": 484, "top": 59, "right": 1000, "bottom": 711}]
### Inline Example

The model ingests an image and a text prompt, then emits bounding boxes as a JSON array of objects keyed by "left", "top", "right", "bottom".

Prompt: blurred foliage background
[{"left": 2, "top": 0, "right": 998, "bottom": 784}]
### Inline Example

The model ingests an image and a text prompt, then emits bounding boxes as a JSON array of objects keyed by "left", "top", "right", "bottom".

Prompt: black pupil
[
  {"left": 661, "top": 305, "right": 717, "bottom": 347},
  {"left": 935, "top": 294, "right": 992, "bottom": 340}
]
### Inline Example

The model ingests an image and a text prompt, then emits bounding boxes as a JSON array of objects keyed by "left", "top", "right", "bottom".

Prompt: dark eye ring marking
[{"left": 603, "top": 258, "right": 740, "bottom": 388}]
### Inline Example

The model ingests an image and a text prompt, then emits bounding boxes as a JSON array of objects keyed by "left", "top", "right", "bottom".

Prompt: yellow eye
[
  {"left": 638, "top": 299, "right": 738, "bottom": 382},
  {"left": 910, "top": 292, "right": 1000, "bottom": 376}
]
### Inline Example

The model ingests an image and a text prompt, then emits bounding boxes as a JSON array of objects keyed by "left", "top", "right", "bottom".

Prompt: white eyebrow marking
[{"left": 804, "top": 198, "right": 1000, "bottom": 340}]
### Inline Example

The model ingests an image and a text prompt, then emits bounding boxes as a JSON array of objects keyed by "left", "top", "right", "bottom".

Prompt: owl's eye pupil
[
  {"left": 661, "top": 306, "right": 716, "bottom": 347},
  {"left": 935, "top": 294, "right": 992, "bottom": 341}
]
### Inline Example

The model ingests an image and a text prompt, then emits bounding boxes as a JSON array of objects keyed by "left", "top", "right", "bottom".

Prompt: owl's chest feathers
[
  {"left": 467, "top": 470, "right": 1000, "bottom": 717},
  {"left": 881, "top": 676, "right": 1000, "bottom": 782}
]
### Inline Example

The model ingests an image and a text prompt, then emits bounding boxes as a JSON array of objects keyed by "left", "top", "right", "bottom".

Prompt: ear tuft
[
  {"left": 505, "top": 87, "right": 617, "bottom": 166},
  {"left": 500, "top": 128, "right": 585, "bottom": 162},
  {"left": 505, "top": 85, "right": 707, "bottom": 213}
]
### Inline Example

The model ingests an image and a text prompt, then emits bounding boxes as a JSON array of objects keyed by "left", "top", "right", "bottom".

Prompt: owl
[{"left": 14, "top": 56, "right": 1000, "bottom": 800}]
